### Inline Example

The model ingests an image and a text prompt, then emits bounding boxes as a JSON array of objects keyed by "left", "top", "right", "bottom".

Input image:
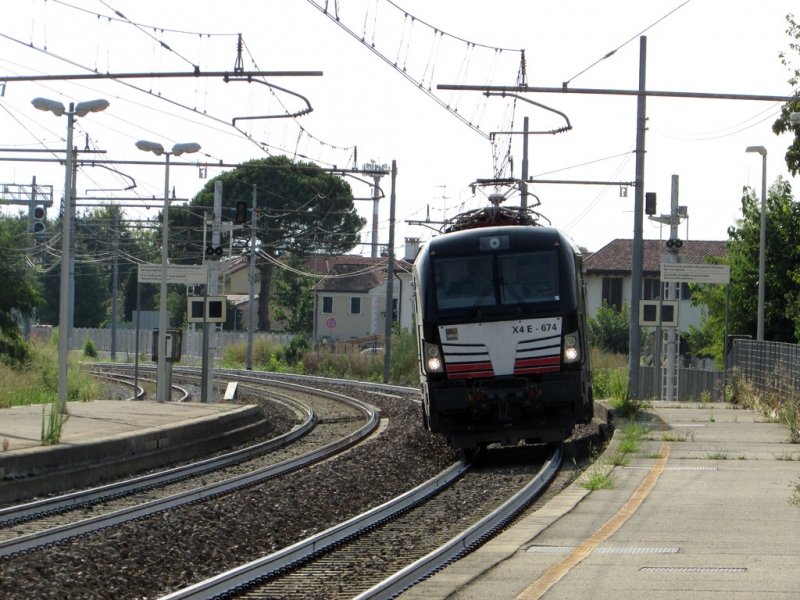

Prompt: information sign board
[
  {"left": 138, "top": 264, "right": 207, "bottom": 284},
  {"left": 660, "top": 263, "right": 730, "bottom": 284}
]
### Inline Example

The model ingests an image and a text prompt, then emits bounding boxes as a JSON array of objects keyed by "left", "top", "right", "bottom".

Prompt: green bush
[
  {"left": 592, "top": 367, "right": 611, "bottom": 399},
  {"left": 389, "top": 325, "right": 420, "bottom": 385},
  {"left": 82, "top": 337, "right": 98, "bottom": 358},
  {"left": 588, "top": 301, "right": 631, "bottom": 354},
  {"left": 284, "top": 335, "right": 310, "bottom": 365},
  {"left": 0, "top": 334, "right": 32, "bottom": 368}
]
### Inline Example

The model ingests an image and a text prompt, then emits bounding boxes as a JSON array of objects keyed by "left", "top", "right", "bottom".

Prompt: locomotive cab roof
[{"left": 422, "top": 224, "right": 579, "bottom": 258}]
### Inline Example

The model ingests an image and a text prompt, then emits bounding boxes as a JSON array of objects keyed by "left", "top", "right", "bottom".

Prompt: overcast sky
[{"left": 2, "top": 0, "right": 798, "bottom": 255}]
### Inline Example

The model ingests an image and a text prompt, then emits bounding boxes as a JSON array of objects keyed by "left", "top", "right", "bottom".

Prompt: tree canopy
[
  {"left": 691, "top": 178, "right": 800, "bottom": 361},
  {"left": 36, "top": 204, "right": 151, "bottom": 329},
  {"left": 170, "top": 155, "right": 366, "bottom": 330},
  {"left": 0, "top": 217, "right": 42, "bottom": 362},
  {"left": 271, "top": 257, "right": 315, "bottom": 334},
  {"left": 773, "top": 14, "right": 800, "bottom": 175}
]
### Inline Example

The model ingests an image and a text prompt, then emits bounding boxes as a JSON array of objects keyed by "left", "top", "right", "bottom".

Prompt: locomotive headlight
[
  {"left": 424, "top": 342, "right": 444, "bottom": 373},
  {"left": 563, "top": 333, "right": 580, "bottom": 363}
]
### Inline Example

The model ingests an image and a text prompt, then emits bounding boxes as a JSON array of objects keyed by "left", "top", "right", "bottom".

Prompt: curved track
[
  {"left": 162, "top": 445, "right": 562, "bottom": 600},
  {"left": 0, "top": 379, "right": 376, "bottom": 559}
]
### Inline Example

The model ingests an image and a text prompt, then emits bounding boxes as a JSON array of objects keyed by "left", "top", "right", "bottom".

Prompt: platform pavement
[
  {"left": 401, "top": 401, "right": 800, "bottom": 600},
  {"left": 0, "top": 400, "right": 267, "bottom": 503}
]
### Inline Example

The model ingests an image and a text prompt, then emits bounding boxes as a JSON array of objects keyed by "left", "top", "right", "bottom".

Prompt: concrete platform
[
  {"left": 0, "top": 400, "right": 269, "bottom": 503},
  {"left": 401, "top": 402, "right": 800, "bottom": 600}
]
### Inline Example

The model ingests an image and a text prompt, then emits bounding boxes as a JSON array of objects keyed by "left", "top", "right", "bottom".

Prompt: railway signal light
[
  {"left": 645, "top": 192, "right": 657, "bottom": 215},
  {"left": 33, "top": 206, "right": 46, "bottom": 233},
  {"left": 205, "top": 245, "right": 224, "bottom": 260},
  {"left": 234, "top": 201, "right": 248, "bottom": 225}
]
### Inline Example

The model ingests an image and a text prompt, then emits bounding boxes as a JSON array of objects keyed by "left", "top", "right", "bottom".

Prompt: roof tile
[{"left": 583, "top": 239, "right": 728, "bottom": 275}]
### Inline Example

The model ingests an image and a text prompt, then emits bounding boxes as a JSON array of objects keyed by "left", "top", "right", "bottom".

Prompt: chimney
[{"left": 404, "top": 238, "right": 421, "bottom": 261}]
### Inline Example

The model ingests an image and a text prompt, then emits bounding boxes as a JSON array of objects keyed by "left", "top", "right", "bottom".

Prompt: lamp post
[
  {"left": 32, "top": 97, "right": 109, "bottom": 414},
  {"left": 745, "top": 145, "right": 767, "bottom": 341},
  {"left": 135, "top": 140, "right": 201, "bottom": 402}
]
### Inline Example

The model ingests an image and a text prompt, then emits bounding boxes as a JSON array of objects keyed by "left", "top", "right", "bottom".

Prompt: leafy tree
[
  {"left": 692, "top": 178, "right": 800, "bottom": 347},
  {"left": 773, "top": 13, "right": 800, "bottom": 175},
  {"left": 589, "top": 301, "right": 631, "bottom": 354},
  {"left": 0, "top": 217, "right": 43, "bottom": 363},
  {"left": 683, "top": 311, "right": 719, "bottom": 362},
  {"left": 37, "top": 241, "right": 109, "bottom": 328},
  {"left": 169, "top": 155, "right": 366, "bottom": 331},
  {"left": 122, "top": 273, "right": 159, "bottom": 322},
  {"left": 272, "top": 257, "right": 314, "bottom": 333},
  {"left": 167, "top": 288, "right": 187, "bottom": 329},
  {"left": 37, "top": 205, "right": 156, "bottom": 328}
]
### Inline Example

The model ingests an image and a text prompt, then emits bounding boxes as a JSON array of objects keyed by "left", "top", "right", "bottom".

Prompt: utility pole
[
  {"left": 628, "top": 36, "right": 647, "bottom": 399},
  {"left": 24, "top": 176, "right": 37, "bottom": 340},
  {"left": 665, "top": 175, "right": 680, "bottom": 402},
  {"left": 383, "top": 160, "right": 397, "bottom": 384},
  {"left": 520, "top": 116, "right": 529, "bottom": 209},
  {"left": 247, "top": 183, "right": 257, "bottom": 370},
  {"left": 363, "top": 160, "right": 388, "bottom": 258},
  {"left": 203, "top": 181, "right": 222, "bottom": 400},
  {"left": 111, "top": 214, "right": 119, "bottom": 361},
  {"left": 68, "top": 150, "right": 77, "bottom": 352}
]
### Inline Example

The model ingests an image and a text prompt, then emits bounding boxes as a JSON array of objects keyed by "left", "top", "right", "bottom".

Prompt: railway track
[
  {"left": 161, "top": 444, "right": 562, "bottom": 600},
  {"left": 0, "top": 377, "right": 377, "bottom": 559},
  {"left": 1, "top": 369, "right": 588, "bottom": 599}
]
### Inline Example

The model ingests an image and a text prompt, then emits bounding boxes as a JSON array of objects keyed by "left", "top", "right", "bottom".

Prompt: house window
[
  {"left": 601, "top": 278, "right": 623, "bottom": 311},
  {"left": 350, "top": 297, "right": 361, "bottom": 315},
  {"left": 661, "top": 282, "right": 692, "bottom": 301},
  {"left": 643, "top": 278, "right": 661, "bottom": 300},
  {"left": 322, "top": 296, "right": 333, "bottom": 314},
  {"left": 392, "top": 298, "right": 399, "bottom": 323}
]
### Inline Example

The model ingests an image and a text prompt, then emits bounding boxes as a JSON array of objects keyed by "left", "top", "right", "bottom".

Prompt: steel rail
[
  {"left": 354, "top": 445, "right": 563, "bottom": 599},
  {"left": 0, "top": 385, "right": 375, "bottom": 558},
  {"left": 0, "top": 386, "right": 379, "bottom": 557},
  {"left": 158, "top": 459, "right": 470, "bottom": 600},
  {"left": 0, "top": 387, "right": 314, "bottom": 528}
]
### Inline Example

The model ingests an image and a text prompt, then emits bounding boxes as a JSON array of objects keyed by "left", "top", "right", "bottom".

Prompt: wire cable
[{"left": 563, "top": 0, "right": 693, "bottom": 87}]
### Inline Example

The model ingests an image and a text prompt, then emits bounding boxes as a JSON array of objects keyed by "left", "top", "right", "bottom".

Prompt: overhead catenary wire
[{"left": 562, "top": 0, "right": 694, "bottom": 87}]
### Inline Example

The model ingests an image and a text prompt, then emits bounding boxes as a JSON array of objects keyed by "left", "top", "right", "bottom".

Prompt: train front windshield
[{"left": 433, "top": 250, "right": 561, "bottom": 312}]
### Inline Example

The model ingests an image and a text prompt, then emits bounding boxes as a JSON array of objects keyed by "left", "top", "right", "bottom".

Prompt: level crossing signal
[{"left": 665, "top": 238, "right": 683, "bottom": 249}]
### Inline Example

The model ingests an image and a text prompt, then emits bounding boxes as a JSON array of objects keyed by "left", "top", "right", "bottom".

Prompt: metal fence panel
[
  {"left": 729, "top": 339, "right": 800, "bottom": 398},
  {"left": 69, "top": 327, "right": 292, "bottom": 360},
  {"left": 638, "top": 365, "right": 725, "bottom": 401}
]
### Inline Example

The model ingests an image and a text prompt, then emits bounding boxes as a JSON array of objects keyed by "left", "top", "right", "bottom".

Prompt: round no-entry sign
[{"left": 326, "top": 317, "right": 336, "bottom": 329}]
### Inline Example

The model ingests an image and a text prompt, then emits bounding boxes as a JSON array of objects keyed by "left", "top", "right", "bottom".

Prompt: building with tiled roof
[
  {"left": 218, "top": 253, "right": 414, "bottom": 340},
  {"left": 313, "top": 257, "right": 413, "bottom": 342},
  {"left": 583, "top": 239, "right": 728, "bottom": 331}
]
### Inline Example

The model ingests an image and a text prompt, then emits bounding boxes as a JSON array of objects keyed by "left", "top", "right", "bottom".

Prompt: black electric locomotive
[{"left": 412, "top": 204, "right": 592, "bottom": 449}]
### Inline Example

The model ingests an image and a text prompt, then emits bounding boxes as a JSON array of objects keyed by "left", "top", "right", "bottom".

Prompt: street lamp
[
  {"left": 745, "top": 145, "right": 767, "bottom": 341},
  {"left": 135, "top": 140, "right": 201, "bottom": 402},
  {"left": 32, "top": 97, "right": 109, "bottom": 414}
]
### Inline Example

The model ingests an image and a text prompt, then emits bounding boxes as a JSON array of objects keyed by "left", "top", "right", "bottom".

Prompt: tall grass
[
  {"left": 0, "top": 341, "right": 102, "bottom": 409},
  {"left": 729, "top": 368, "right": 800, "bottom": 443},
  {"left": 41, "top": 399, "right": 69, "bottom": 445},
  {"left": 590, "top": 348, "right": 627, "bottom": 400},
  {"left": 220, "top": 327, "right": 420, "bottom": 385}
]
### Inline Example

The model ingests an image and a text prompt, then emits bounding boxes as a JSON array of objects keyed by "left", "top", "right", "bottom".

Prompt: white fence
[{"left": 70, "top": 327, "right": 293, "bottom": 362}]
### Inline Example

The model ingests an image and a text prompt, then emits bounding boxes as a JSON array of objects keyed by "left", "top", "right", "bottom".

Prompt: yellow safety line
[{"left": 515, "top": 439, "right": 672, "bottom": 600}]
